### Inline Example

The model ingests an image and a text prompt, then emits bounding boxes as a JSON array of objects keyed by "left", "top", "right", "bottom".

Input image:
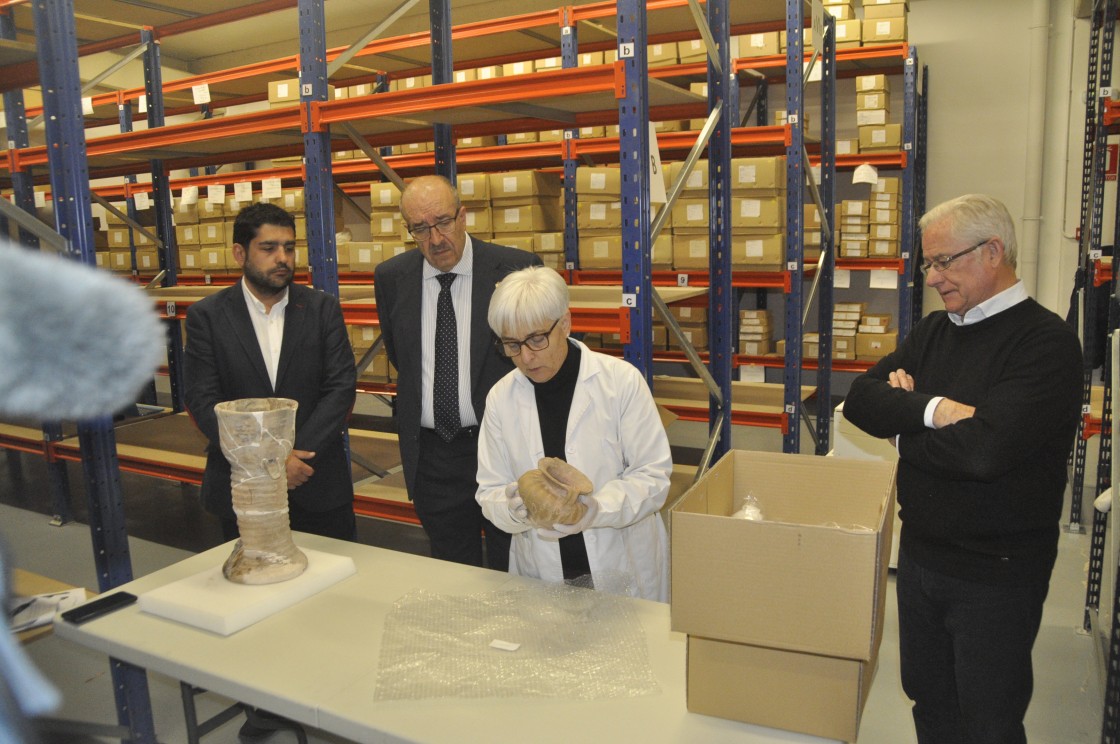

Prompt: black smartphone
[{"left": 60, "top": 591, "right": 138, "bottom": 625}]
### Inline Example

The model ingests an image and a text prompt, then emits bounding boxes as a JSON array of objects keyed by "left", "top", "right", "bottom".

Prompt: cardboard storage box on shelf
[
  {"left": 668, "top": 325, "right": 708, "bottom": 351},
  {"left": 651, "top": 234, "right": 673, "bottom": 269},
  {"left": 492, "top": 202, "right": 563, "bottom": 233},
  {"left": 732, "top": 156, "right": 785, "bottom": 193},
  {"left": 873, "top": 176, "right": 901, "bottom": 194},
  {"left": 178, "top": 247, "right": 202, "bottom": 274},
  {"left": 733, "top": 197, "right": 786, "bottom": 229},
  {"left": 739, "top": 31, "right": 779, "bottom": 58},
  {"left": 833, "top": 19, "right": 862, "bottom": 48},
  {"left": 346, "top": 242, "right": 382, "bottom": 272},
  {"left": 672, "top": 234, "right": 708, "bottom": 270},
  {"left": 577, "top": 201, "right": 622, "bottom": 230},
  {"left": 871, "top": 206, "right": 899, "bottom": 224},
  {"left": 855, "top": 74, "right": 890, "bottom": 94},
  {"left": 669, "top": 305, "right": 708, "bottom": 325},
  {"left": 859, "top": 123, "right": 902, "bottom": 151},
  {"left": 578, "top": 234, "right": 622, "bottom": 269},
  {"left": 107, "top": 249, "right": 131, "bottom": 272},
  {"left": 730, "top": 232, "right": 783, "bottom": 268},
  {"left": 370, "top": 182, "right": 402, "bottom": 209},
  {"left": 857, "top": 108, "right": 889, "bottom": 126},
  {"left": 870, "top": 239, "right": 900, "bottom": 257},
  {"left": 488, "top": 171, "right": 561, "bottom": 204},
  {"left": 824, "top": 1, "right": 855, "bottom": 19},
  {"left": 576, "top": 166, "right": 622, "bottom": 200},
  {"left": 199, "top": 246, "right": 232, "bottom": 272},
  {"left": 647, "top": 42, "right": 679, "bottom": 68},
  {"left": 535, "top": 232, "right": 564, "bottom": 254},
  {"left": 671, "top": 449, "right": 896, "bottom": 658},
  {"left": 501, "top": 60, "right": 534, "bottom": 77},
  {"left": 802, "top": 332, "right": 820, "bottom": 359},
  {"left": 857, "top": 331, "right": 898, "bottom": 360},
  {"left": 836, "top": 138, "right": 860, "bottom": 155},
  {"left": 134, "top": 248, "right": 160, "bottom": 273},
  {"left": 772, "top": 110, "right": 811, "bottom": 128},
  {"left": 458, "top": 135, "right": 500, "bottom": 149},
  {"left": 578, "top": 51, "right": 605, "bottom": 66},
  {"left": 672, "top": 199, "right": 710, "bottom": 230},
  {"left": 370, "top": 211, "right": 403, "bottom": 238},
  {"left": 463, "top": 207, "right": 492, "bottom": 234},
  {"left": 175, "top": 224, "right": 200, "bottom": 246},
  {"left": 669, "top": 159, "right": 709, "bottom": 193},
  {"left": 457, "top": 173, "right": 490, "bottom": 204},
  {"left": 864, "top": 3, "right": 909, "bottom": 20},
  {"left": 872, "top": 191, "right": 901, "bottom": 209},
  {"left": 872, "top": 223, "right": 900, "bottom": 241},
  {"left": 863, "top": 16, "right": 907, "bottom": 44},
  {"left": 857, "top": 91, "right": 890, "bottom": 114},
  {"left": 677, "top": 39, "right": 710, "bottom": 64}
]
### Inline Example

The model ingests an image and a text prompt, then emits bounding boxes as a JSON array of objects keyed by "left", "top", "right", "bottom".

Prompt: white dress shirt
[
  {"left": 241, "top": 278, "right": 288, "bottom": 391},
  {"left": 420, "top": 235, "right": 479, "bottom": 430}
]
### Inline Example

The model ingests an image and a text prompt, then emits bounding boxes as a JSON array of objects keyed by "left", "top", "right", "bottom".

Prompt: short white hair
[
  {"left": 919, "top": 193, "right": 1018, "bottom": 270},
  {"left": 487, "top": 266, "right": 569, "bottom": 337}
]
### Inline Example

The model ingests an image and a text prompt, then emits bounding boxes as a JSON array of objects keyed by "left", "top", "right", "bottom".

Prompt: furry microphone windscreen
[{"left": 0, "top": 243, "right": 165, "bottom": 420}]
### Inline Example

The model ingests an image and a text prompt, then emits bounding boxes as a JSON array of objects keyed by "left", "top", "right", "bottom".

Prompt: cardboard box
[
  {"left": 857, "top": 331, "right": 898, "bottom": 359},
  {"left": 731, "top": 156, "right": 786, "bottom": 192},
  {"left": 346, "top": 242, "right": 382, "bottom": 272},
  {"left": 457, "top": 135, "right": 500, "bottom": 149},
  {"left": 833, "top": 18, "right": 861, "bottom": 45},
  {"left": 199, "top": 246, "right": 231, "bottom": 271},
  {"left": 872, "top": 176, "right": 901, "bottom": 194},
  {"left": 857, "top": 91, "right": 890, "bottom": 112},
  {"left": 457, "top": 173, "right": 490, "bottom": 203},
  {"left": 855, "top": 74, "right": 890, "bottom": 93},
  {"left": 576, "top": 167, "right": 622, "bottom": 199},
  {"left": 505, "top": 131, "right": 540, "bottom": 144},
  {"left": 578, "top": 234, "right": 622, "bottom": 268},
  {"left": 863, "top": 17, "right": 907, "bottom": 43},
  {"left": 872, "top": 223, "right": 900, "bottom": 241},
  {"left": 177, "top": 247, "right": 202, "bottom": 274},
  {"left": 823, "top": 2, "right": 856, "bottom": 19},
  {"left": 672, "top": 235, "right": 708, "bottom": 269},
  {"left": 476, "top": 65, "right": 502, "bottom": 80},
  {"left": 463, "top": 207, "right": 492, "bottom": 234},
  {"left": 579, "top": 51, "right": 605, "bottom": 66},
  {"left": 739, "top": 31, "right": 779, "bottom": 58},
  {"left": 535, "top": 232, "right": 564, "bottom": 254},
  {"left": 578, "top": 125, "right": 607, "bottom": 139},
  {"left": 836, "top": 138, "right": 860, "bottom": 155},
  {"left": 669, "top": 159, "right": 710, "bottom": 193},
  {"left": 856, "top": 109, "right": 889, "bottom": 126},
  {"left": 669, "top": 305, "right": 707, "bottom": 324},
  {"left": 669, "top": 325, "right": 708, "bottom": 351},
  {"left": 370, "top": 183, "right": 402, "bottom": 209},
  {"left": 492, "top": 202, "right": 563, "bottom": 233},
  {"left": 670, "top": 449, "right": 896, "bottom": 659},
  {"left": 672, "top": 199, "right": 710, "bottom": 229},
  {"left": 730, "top": 232, "right": 783, "bottom": 267},
  {"left": 869, "top": 239, "right": 900, "bottom": 257},
  {"left": 647, "top": 42, "right": 679, "bottom": 68},
  {"left": 488, "top": 171, "right": 562, "bottom": 204},
  {"left": 864, "top": 3, "right": 909, "bottom": 19},
  {"left": 175, "top": 224, "right": 200, "bottom": 246},
  {"left": 733, "top": 197, "right": 786, "bottom": 229},
  {"left": 577, "top": 201, "right": 622, "bottom": 229},
  {"left": 687, "top": 635, "right": 876, "bottom": 742},
  {"left": 859, "top": 124, "right": 902, "bottom": 150},
  {"left": 501, "top": 60, "right": 534, "bottom": 77}
]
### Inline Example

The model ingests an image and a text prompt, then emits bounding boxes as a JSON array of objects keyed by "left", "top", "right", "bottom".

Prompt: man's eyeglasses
[
  {"left": 495, "top": 318, "right": 561, "bottom": 358},
  {"left": 920, "top": 239, "right": 991, "bottom": 275},
  {"left": 407, "top": 212, "right": 459, "bottom": 242}
]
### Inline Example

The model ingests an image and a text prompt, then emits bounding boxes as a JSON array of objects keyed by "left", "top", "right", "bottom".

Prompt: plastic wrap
[{"left": 374, "top": 583, "right": 660, "bottom": 701}]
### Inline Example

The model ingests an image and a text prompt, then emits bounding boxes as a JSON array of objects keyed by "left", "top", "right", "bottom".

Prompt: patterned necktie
[{"left": 433, "top": 272, "right": 461, "bottom": 442}]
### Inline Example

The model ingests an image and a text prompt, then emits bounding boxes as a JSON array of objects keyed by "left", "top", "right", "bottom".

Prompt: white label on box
[
  {"left": 502, "top": 176, "right": 517, "bottom": 193},
  {"left": 192, "top": 84, "right": 211, "bottom": 104},
  {"left": 234, "top": 181, "right": 253, "bottom": 202},
  {"left": 455, "top": 71, "right": 468, "bottom": 83},
  {"left": 653, "top": 44, "right": 663, "bottom": 55},
  {"left": 593, "top": 240, "right": 608, "bottom": 258},
  {"left": 876, "top": 225, "right": 891, "bottom": 238},
  {"left": 513, "top": 62, "right": 527, "bottom": 74},
  {"left": 857, "top": 110, "right": 887, "bottom": 126},
  {"left": 689, "top": 239, "right": 705, "bottom": 258},
  {"left": 877, "top": 21, "right": 890, "bottom": 35},
  {"left": 134, "top": 191, "right": 150, "bottom": 210},
  {"left": 504, "top": 208, "right": 520, "bottom": 224},
  {"left": 184, "top": 227, "right": 195, "bottom": 241},
  {"left": 207, "top": 184, "right": 225, "bottom": 204},
  {"left": 180, "top": 186, "right": 199, "bottom": 205},
  {"left": 687, "top": 170, "right": 704, "bottom": 189},
  {"left": 206, "top": 225, "right": 219, "bottom": 240},
  {"left": 184, "top": 253, "right": 196, "bottom": 267},
  {"left": 591, "top": 172, "right": 606, "bottom": 190},
  {"left": 745, "top": 239, "right": 763, "bottom": 258},
  {"left": 750, "top": 33, "right": 765, "bottom": 48},
  {"left": 872, "top": 129, "right": 887, "bottom": 144},
  {"left": 460, "top": 180, "right": 475, "bottom": 197},
  {"left": 378, "top": 217, "right": 393, "bottom": 233},
  {"left": 33, "top": 190, "right": 45, "bottom": 208},
  {"left": 860, "top": 78, "right": 874, "bottom": 91},
  {"left": 138, "top": 94, "right": 147, "bottom": 113},
  {"left": 81, "top": 97, "right": 94, "bottom": 115},
  {"left": 262, "top": 178, "right": 282, "bottom": 199},
  {"left": 741, "top": 199, "right": 761, "bottom": 218},
  {"left": 687, "top": 204, "right": 704, "bottom": 221},
  {"left": 465, "top": 212, "right": 477, "bottom": 227},
  {"left": 277, "top": 83, "right": 290, "bottom": 99},
  {"left": 837, "top": 23, "right": 848, "bottom": 39},
  {"left": 540, "top": 233, "right": 559, "bottom": 251},
  {"left": 358, "top": 248, "right": 371, "bottom": 263},
  {"left": 590, "top": 203, "right": 607, "bottom": 220}
]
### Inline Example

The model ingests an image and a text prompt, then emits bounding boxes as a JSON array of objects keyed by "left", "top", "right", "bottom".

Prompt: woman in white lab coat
[{"left": 475, "top": 266, "right": 672, "bottom": 602}]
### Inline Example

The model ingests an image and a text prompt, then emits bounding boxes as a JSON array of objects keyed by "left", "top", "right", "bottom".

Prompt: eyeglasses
[
  {"left": 495, "top": 318, "right": 561, "bottom": 357},
  {"left": 407, "top": 212, "right": 460, "bottom": 242},
  {"left": 920, "top": 239, "right": 990, "bottom": 275}
]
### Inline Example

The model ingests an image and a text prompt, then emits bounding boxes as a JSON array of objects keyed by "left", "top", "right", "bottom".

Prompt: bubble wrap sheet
[{"left": 373, "top": 583, "right": 660, "bottom": 701}]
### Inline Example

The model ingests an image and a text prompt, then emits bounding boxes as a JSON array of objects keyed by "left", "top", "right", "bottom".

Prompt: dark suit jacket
[
  {"left": 184, "top": 281, "right": 357, "bottom": 520},
  {"left": 373, "top": 238, "right": 541, "bottom": 497}
]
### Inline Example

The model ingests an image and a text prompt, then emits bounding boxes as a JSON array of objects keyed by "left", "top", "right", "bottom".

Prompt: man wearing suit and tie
[
  {"left": 375, "top": 175, "right": 541, "bottom": 570},
  {"left": 185, "top": 201, "right": 358, "bottom": 543}
]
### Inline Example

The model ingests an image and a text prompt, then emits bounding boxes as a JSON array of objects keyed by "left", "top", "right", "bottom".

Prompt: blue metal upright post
[
  {"left": 814, "top": 16, "right": 837, "bottom": 456},
  {"left": 899, "top": 46, "right": 920, "bottom": 339},
  {"left": 617, "top": 0, "right": 653, "bottom": 383},
  {"left": 562, "top": 12, "right": 580, "bottom": 273},
  {"left": 1, "top": 11, "right": 38, "bottom": 250},
  {"left": 430, "top": 0, "right": 456, "bottom": 182},
  {"left": 707, "top": 0, "right": 732, "bottom": 461},
  {"left": 32, "top": 1, "right": 154, "bottom": 740},
  {"left": 782, "top": 0, "right": 806, "bottom": 454},
  {"left": 913, "top": 65, "right": 929, "bottom": 323},
  {"left": 298, "top": 0, "right": 340, "bottom": 295}
]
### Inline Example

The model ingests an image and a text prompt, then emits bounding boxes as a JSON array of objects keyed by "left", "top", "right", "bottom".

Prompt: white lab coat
[{"left": 476, "top": 339, "right": 672, "bottom": 602}]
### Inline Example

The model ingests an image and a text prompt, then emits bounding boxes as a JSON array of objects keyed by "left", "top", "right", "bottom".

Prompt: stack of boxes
[
  {"left": 861, "top": 0, "right": 908, "bottom": 46},
  {"left": 738, "top": 309, "right": 772, "bottom": 356},
  {"left": 869, "top": 177, "right": 901, "bottom": 257},
  {"left": 838, "top": 199, "right": 869, "bottom": 259},
  {"left": 576, "top": 166, "right": 624, "bottom": 271},
  {"left": 104, "top": 204, "right": 155, "bottom": 274},
  {"left": 670, "top": 449, "right": 896, "bottom": 741},
  {"left": 833, "top": 301, "right": 864, "bottom": 360},
  {"left": 667, "top": 304, "right": 707, "bottom": 353},
  {"left": 367, "top": 182, "right": 408, "bottom": 271},
  {"left": 489, "top": 170, "right": 563, "bottom": 255},
  {"left": 856, "top": 74, "right": 900, "bottom": 154},
  {"left": 856, "top": 311, "right": 897, "bottom": 360}
]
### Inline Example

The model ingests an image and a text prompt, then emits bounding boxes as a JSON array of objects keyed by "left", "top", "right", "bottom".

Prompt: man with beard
[{"left": 185, "top": 201, "right": 357, "bottom": 542}]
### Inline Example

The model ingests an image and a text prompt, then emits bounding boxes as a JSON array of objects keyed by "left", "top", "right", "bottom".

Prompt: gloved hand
[
  {"left": 506, "top": 482, "right": 529, "bottom": 523},
  {"left": 536, "top": 493, "right": 600, "bottom": 539}
]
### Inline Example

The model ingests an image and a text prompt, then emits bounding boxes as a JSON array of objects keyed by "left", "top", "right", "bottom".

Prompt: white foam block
[{"left": 138, "top": 549, "right": 356, "bottom": 636}]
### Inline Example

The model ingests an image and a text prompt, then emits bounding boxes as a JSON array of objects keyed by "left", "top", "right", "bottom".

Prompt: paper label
[
  {"left": 380, "top": 217, "right": 394, "bottom": 233},
  {"left": 262, "top": 178, "right": 282, "bottom": 199},
  {"left": 180, "top": 186, "right": 199, "bottom": 205},
  {"left": 745, "top": 239, "right": 763, "bottom": 258},
  {"left": 740, "top": 164, "right": 757, "bottom": 184},
  {"left": 277, "top": 83, "right": 289, "bottom": 99},
  {"left": 207, "top": 184, "right": 225, "bottom": 204},
  {"left": 872, "top": 129, "right": 887, "bottom": 144},
  {"left": 750, "top": 34, "right": 765, "bottom": 48},
  {"left": 192, "top": 84, "right": 211, "bottom": 104},
  {"left": 689, "top": 239, "right": 705, "bottom": 258},
  {"left": 591, "top": 173, "right": 606, "bottom": 190},
  {"left": 33, "top": 190, "right": 45, "bottom": 208},
  {"left": 504, "top": 208, "right": 520, "bottom": 224},
  {"left": 81, "top": 97, "right": 94, "bottom": 115},
  {"left": 358, "top": 248, "right": 371, "bottom": 263},
  {"left": 503, "top": 176, "right": 517, "bottom": 193},
  {"left": 134, "top": 191, "right": 151, "bottom": 210},
  {"left": 594, "top": 240, "right": 608, "bottom": 258},
  {"left": 877, "top": 21, "right": 890, "bottom": 35},
  {"left": 741, "top": 199, "right": 761, "bottom": 218},
  {"left": 234, "top": 181, "right": 253, "bottom": 202},
  {"left": 465, "top": 212, "right": 476, "bottom": 227}
]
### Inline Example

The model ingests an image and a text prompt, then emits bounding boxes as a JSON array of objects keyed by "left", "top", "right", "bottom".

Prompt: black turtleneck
[{"left": 530, "top": 340, "right": 591, "bottom": 581}]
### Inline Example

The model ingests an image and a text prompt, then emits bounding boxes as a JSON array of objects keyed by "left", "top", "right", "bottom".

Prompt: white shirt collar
[
  {"left": 422, "top": 234, "right": 474, "bottom": 281},
  {"left": 948, "top": 280, "right": 1028, "bottom": 326},
  {"left": 240, "top": 278, "right": 289, "bottom": 315}
]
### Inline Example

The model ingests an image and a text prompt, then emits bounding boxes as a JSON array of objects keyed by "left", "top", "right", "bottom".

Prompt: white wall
[{"left": 909, "top": 0, "right": 1085, "bottom": 319}]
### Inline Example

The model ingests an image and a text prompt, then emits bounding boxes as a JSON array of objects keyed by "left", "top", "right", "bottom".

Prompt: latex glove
[
  {"left": 506, "top": 482, "right": 529, "bottom": 523},
  {"left": 536, "top": 494, "right": 600, "bottom": 539}
]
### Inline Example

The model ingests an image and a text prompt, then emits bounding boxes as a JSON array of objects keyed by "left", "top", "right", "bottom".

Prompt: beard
[{"left": 243, "top": 260, "right": 292, "bottom": 297}]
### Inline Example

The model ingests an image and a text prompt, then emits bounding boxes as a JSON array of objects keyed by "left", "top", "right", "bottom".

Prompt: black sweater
[{"left": 844, "top": 299, "right": 1082, "bottom": 585}]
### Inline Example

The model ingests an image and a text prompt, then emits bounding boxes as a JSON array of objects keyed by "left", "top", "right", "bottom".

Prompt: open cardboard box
[{"left": 670, "top": 450, "right": 896, "bottom": 660}]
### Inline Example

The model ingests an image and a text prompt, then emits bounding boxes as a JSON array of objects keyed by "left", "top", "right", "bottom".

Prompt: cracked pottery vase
[{"left": 215, "top": 398, "right": 308, "bottom": 585}]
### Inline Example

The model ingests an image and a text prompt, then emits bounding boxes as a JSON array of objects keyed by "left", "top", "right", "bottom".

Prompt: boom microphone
[{"left": 0, "top": 242, "right": 165, "bottom": 420}]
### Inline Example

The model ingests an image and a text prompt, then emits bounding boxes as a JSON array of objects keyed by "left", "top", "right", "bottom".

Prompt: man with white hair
[{"left": 844, "top": 194, "right": 1082, "bottom": 744}]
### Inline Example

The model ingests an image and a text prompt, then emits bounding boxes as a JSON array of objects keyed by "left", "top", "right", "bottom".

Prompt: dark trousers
[
  {"left": 413, "top": 427, "right": 510, "bottom": 571},
  {"left": 220, "top": 500, "right": 357, "bottom": 543},
  {"left": 896, "top": 546, "right": 1050, "bottom": 744}
]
